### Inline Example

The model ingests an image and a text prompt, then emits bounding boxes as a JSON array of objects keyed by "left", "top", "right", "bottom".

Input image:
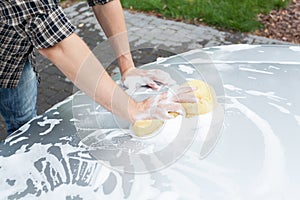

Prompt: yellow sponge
[
  {"left": 131, "top": 112, "right": 178, "bottom": 137},
  {"left": 131, "top": 119, "right": 164, "bottom": 137},
  {"left": 181, "top": 80, "right": 216, "bottom": 117}
]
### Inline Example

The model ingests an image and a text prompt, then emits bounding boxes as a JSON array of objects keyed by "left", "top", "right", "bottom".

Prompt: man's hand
[
  {"left": 131, "top": 85, "right": 197, "bottom": 121},
  {"left": 122, "top": 68, "right": 176, "bottom": 91}
]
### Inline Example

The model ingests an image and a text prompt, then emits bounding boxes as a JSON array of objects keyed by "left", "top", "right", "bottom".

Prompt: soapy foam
[
  {"left": 0, "top": 92, "right": 293, "bottom": 199},
  {"left": 123, "top": 76, "right": 146, "bottom": 94},
  {"left": 213, "top": 63, "right": 235, "bottom": 72},
  {"left": 213, "top": 44, "right": 259, "bottom": 52},
  {"left": 289, "top": 46, "right": 300, "bottom": 52},
  {"left": 239, "top": 67, "right": 273, "bottom": 75},
  {"left": 268, "top": 65, "right": 280, "bottom": 70},
  {"left": 160, "top": 151, "right": 242, "bottom": 200},
  {"left": 227, "top": 97, "right": 285, "bottom": 196},
  {"left": 245, "top": 90, "right": 286, "bottom": 102},
  {"left": 213, "top": 61, "right": 300, "bottom": 65},
  {"left": 136, "top": 116, "right": 183, "bottom": 152},
  {"left": 177, "top": 65, "right": 195, "bottom": 74},
  {"left": 294, "top": 115, "right": 300, "bottom": 126},
  {"left": 224, "top": 84, "right": 243, "bottom": 92},
  {"left": 9, "top": 136, "right": 29, "bottom": 146},
  {"left": 0, "top": 139, "right": 127, "bottom": 199},
  {"left": 72, "top": 104, "right": 93, "bottom": 108},
  {"left": 5, "top": 123, "right": 31, "bottom": 144},
  {"left": 156, "top": 57, "right": 168, "bottom": 64},
  {"left": 37, "top": 117, "right": 63, "bottom": 136},
  {"left": 268, "top": 102, "right": 290, "bottom": 114}
]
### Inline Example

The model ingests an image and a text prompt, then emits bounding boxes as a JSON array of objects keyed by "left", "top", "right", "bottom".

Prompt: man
[{"left": 0, "top": 0, "right": 195, "bottom": 137}]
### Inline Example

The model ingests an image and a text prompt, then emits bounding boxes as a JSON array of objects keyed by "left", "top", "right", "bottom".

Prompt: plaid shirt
[{"left": 0, "top": 0, "right": 112, "bottom": 88}]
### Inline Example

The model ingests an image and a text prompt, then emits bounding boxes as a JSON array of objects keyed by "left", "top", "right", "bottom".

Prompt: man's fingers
[
  {"left": 160, "top": 101, "right": 186, "bottom": 116},
  {"left": 173, "top": 93, "right": 198, "bottom": 103},
  {"left": 147, "top": 69, "right": 176, "bottom": 85},
  {"left": 166, "top": 86, "right": 198, "bottom": 103},
  {"left": 123, "top": 68, "right": 176, "bottom": 91},
  {"left": 145, "top": 78, "right": 160, "bottom": 90},
  {"left": 175, "top": 86, "right": 196, "bottom": 94},
  {"left": 144, "top": 94, "right": 186, "bottom": 120},
  {"left": 147, "top": 92, "right": 168, "bottom": 106}
]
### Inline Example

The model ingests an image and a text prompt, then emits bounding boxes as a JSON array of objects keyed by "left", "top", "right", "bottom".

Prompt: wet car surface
[{"left": 1, "top": 45, "right": 300, "bottom": 200}]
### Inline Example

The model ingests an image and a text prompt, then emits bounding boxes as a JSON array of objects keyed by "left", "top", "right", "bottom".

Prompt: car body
[{"left": 0, "top": 45, "right": 299, "bottom": 200}]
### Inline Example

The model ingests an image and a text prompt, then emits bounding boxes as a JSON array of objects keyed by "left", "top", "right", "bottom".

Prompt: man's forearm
[
  {"left": 92, "top": 0, "right": 134, "bottom": 75},
  {"left": 39, "top": 33, "right": 138, "bottom": 122},
  {"left": 38, "top": 34, "right": 196, "bottom": 123}
]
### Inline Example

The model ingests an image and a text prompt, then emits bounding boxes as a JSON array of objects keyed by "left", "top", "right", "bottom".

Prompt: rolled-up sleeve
[
  {"left": 26, "top": 6, "right": 75, "bottom": 49},
  {"left": 88, "top": 0, "right": 113, "bottom": 7}
]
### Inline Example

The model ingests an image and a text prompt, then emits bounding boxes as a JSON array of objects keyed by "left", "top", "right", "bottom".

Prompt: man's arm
[
  {"left": 38, "top": 33, "right": 190, "bottom": 122},
  {"left": 39, "top": 33, "right": 138, "bottom": 122},
  {"left": 92, "top": 0, "right": 176, "bottom": 90},
  {"left": 92, "top": 0, "right": 134, "bottom": 75}
]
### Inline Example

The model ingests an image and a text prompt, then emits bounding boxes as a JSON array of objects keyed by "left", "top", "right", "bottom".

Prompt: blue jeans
[{"left": 0, "top": 61, "right": 37, "bottom": 136}]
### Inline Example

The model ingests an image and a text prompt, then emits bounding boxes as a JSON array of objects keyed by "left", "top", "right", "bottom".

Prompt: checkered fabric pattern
[
  {"left": 88, "top": 0, "right": 113, "bottom": 6},
  {"left": 0, "top": 0, "right": 112, "bottom": 88}
]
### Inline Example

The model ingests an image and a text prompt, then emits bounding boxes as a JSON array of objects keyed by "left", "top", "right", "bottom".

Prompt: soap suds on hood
[{"left": 37, "top": 117, "right": 63, "bottom": 136}]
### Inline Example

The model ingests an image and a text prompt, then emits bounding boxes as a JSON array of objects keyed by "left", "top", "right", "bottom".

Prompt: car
[{"left": 1, "top": 44, "right": 299, "bottom": 200}]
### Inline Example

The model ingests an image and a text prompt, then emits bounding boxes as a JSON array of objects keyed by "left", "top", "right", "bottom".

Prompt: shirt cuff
[
  {"left": 88, "top": 0, "right": 113, "bottom": 7},
  {"left": 27, "top": 7, "right": 76, "bottom": 49}
]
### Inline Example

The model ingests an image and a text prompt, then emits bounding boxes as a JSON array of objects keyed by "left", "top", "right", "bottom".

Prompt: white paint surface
[
  {"left": 239, "top": 67, "right": 273, "bottom": 75},
  {"left": 245, "top": 90, "right": 286, "bottom": 102},
  {"left": 177, "top": 65, "right": 195, "bottom": 74}
]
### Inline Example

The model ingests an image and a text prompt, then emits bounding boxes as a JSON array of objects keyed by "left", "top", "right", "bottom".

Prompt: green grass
[{"left": 120, "top": 0, "right": 291, "bottom": 32}]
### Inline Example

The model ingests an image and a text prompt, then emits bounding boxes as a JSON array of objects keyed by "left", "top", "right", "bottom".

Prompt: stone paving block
[
  {"left": 142, "top": 15, "right": 158, "bottom": 23},
  {"left": 205, "top": 40, "right": 223, "bottom": 47},
  {"left": 78, "top": 5, "right": 90, "bottom": 13},
  {"left": 43, "top": 88, "right": 58, "bottom": 98},
  {"left": 126, "top": 17, "right": 143, "bottom": 26},
  {"left": 173, "top": 32, "right": 189, "bottom": 41},
  {"left": 133, "top": 39, "right": 152, "bottom": 47},
  {"left": 187, "top": 42, "right": 203, "bottom": 50},
  {"left": 128, "top": 34, "right": 140, "bottom": 42},
  {"left": 127, "top": 20, "right": 151, "bottom": 29},
  {"left": 153, "top": 33, "right": 173, "bottom": 42},
  {"left": 176, "top": 28, "right": 193, "bottom": 36}
]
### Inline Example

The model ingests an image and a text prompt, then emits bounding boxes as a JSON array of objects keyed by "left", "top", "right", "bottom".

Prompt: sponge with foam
[
  {"left": 131, "top": 80, "right": 216, "bottom": 137},
  {"left": 181, "top": 80, "right": 216, "bottom": 117}
]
